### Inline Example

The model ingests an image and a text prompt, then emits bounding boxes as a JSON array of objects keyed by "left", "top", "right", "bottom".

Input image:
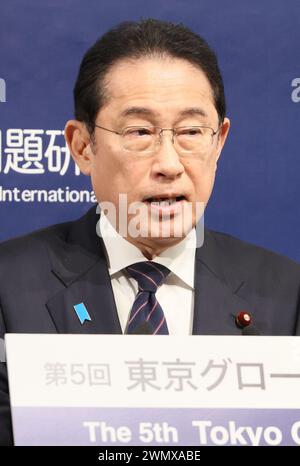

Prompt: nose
[{"left": 151, "top": 130, "right": 184, "bottom": 179}]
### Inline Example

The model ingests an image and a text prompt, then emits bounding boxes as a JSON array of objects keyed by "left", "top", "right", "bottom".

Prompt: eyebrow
[
  {"left": 120, "top": 106, "right": 208, "bottom": 119},
  {"left": 120, "top": 107, "right": 159, "bottom": 118},
  {"left": 178, "top": 107, "right": 208, "bottom": 118}
]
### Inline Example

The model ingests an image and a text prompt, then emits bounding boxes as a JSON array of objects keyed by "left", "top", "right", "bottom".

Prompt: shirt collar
[{"left": 99, "top": 211, "right": 195, "bottom": 289}]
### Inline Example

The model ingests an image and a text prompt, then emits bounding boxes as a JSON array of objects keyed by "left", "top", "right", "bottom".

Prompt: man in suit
[{"left": 1, "top": 18, "right": 300, "bottom": 446}]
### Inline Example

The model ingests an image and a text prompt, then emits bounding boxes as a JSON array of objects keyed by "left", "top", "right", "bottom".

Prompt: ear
[
  {"left": 64, "top": 120, "right": 94, "bottom": 176},
  {"left": 215, "top": 117, "right": 230, "bottom": 163}
]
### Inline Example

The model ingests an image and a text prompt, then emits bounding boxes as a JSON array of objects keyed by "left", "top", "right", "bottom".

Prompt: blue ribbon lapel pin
[{"left": 73, "top": 302, "right": 92, "bottom": 324}]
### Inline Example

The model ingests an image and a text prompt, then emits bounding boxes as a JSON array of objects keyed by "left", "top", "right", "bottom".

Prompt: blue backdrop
[{"left": 0, "top": 0, "right": 299, "bottom": 262}]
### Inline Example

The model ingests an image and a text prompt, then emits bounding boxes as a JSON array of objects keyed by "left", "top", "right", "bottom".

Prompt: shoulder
[
  {"left": 0, "top": 206, "right": 99, "bottom": 281},
  {"left": 0, "top": 221, "right": 71, "bottom": 261},
  {"left": 0, "top": 206, "right": 98, "bottom": 261},
  {"left": 209, "top": 229, "right": 299, "bottom": 266},
  {"left": 205, "top": 229, "right": 300, "bottom": 287},
  {"left": 0, "top": 221, "right": 73, "bottom": 287}
]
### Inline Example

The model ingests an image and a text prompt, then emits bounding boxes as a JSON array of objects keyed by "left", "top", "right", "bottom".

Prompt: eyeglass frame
[{"left": 93, "top": 123, "right": 221, "bottom": 154}]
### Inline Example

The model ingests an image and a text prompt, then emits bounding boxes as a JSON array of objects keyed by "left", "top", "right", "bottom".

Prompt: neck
[{"left": 125, "top": 235, "right": 184, "bottom": 259}]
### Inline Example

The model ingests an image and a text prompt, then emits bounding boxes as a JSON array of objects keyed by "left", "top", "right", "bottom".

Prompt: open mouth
[
  {"left": 143, "top": 195, "right": 186, "bottom": 206},
  {"left": 142, "top": 195, "right": 187, "bottom": 219}
]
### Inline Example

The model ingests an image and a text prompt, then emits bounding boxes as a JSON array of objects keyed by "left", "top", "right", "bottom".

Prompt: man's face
[{"left": 70, "top": 56, "right": 230, "bottom": 255}]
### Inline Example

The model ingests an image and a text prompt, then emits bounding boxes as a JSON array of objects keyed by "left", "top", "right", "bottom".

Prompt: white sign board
[{"left": 5, "top": 334, "right": 300, "bottom": 446}]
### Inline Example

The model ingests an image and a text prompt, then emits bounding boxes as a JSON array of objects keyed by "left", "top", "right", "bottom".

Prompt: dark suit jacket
[{"left": 0, "top": 206, "right": 300, "bottom": 445}]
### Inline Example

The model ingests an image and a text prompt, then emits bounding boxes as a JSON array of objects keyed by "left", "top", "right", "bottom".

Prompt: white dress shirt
[{"left": 99, "top": 213, "right": 196, "bottom": 335}]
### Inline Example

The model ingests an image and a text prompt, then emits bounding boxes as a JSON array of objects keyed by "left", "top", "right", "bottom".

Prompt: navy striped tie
[{"left": 125, "top": 261, "right": 171, "bottom": 335}]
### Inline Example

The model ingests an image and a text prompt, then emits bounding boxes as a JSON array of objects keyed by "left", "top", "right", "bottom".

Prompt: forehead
[{"left": 100, "top": 56, "right": 218, "bottom": 122}]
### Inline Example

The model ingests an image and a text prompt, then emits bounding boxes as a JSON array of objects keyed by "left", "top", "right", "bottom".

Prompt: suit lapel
[
  {"left": 193, "top": 230, "right": 257, "bottom": 335},
  {"left": 45, "top": 208, "right": 256, "bottom": 336},
  {"left": 46, "top": 207, "right": 122, "bottom": 335},
  {"left": 46, "top": 258, "right": 122, "bottom": 334}
]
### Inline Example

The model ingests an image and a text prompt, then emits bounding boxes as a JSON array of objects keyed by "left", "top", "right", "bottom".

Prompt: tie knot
[{"left": 126, "top": 261, "right": 170, "bottom": 292}]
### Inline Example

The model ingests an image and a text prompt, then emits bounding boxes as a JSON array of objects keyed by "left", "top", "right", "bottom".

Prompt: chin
[{"left": 140, "top": 235, "right": 185, "bottom": 253}]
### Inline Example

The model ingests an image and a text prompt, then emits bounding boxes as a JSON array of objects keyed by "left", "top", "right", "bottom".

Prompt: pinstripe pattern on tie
[{"left": 125, "top": 261, "right": 171, "bottom": 335}]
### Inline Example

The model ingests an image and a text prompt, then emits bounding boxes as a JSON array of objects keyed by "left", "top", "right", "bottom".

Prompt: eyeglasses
[{"left": 94, "top": 124, "right": 220, "bottom": 155}]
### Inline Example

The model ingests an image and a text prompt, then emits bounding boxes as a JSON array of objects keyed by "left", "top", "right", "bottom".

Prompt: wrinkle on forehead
[{"left": 100, "top": 56, "right": 216, "bottom": 116}]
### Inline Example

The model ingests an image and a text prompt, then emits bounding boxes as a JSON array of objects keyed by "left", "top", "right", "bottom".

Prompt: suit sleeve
[{"left": 0, "top": 300, "right": 14, "bottom": 445}]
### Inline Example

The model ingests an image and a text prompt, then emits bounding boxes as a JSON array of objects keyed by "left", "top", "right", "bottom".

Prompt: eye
[
  {"left": 177, "top": 127, "right": 204, "bottom": 137},
  {"left": 124, "top": 127, "right": 153, "bottom": 138}
]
